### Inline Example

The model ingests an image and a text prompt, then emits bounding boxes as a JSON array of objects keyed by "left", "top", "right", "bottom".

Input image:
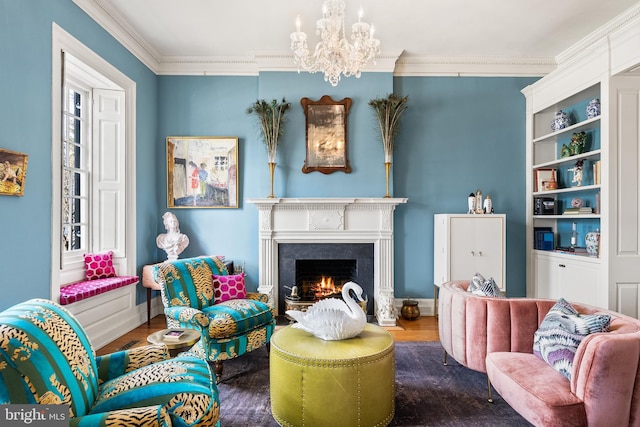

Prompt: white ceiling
[{"left": 75, "top": 0, "right": 640, "bottom": 76}]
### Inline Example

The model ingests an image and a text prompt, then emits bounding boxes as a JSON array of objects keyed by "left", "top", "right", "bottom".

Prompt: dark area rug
[{"left": 216, "top": 341, "right": 532, "bottom": 426}]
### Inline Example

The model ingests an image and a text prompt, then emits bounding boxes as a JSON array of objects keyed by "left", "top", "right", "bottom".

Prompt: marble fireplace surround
[{"left": 247, "top": 198, "right": 407, "bottom": 326}]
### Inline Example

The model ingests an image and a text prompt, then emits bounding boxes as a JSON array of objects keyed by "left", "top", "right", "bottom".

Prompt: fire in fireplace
[{"left": 278, "top": 243, "right": 374, "bottom": 316}]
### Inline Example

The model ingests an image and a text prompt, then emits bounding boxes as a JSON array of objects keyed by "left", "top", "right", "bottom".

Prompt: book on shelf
[
  {"left": 563, "top": 207, "right": 593, "bottom": 215},
  {"left": 534, "top": 227, "right": 554, "bottom": 250},
  {"left": 593, "top": 160, "right": 601, "bottom": 185},
  {"left": 163, "top": 329, "right": 186, "bottom": 341}
]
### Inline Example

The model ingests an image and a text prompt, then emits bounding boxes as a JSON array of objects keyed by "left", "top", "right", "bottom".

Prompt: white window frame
[{"left": 51, "top": 23, "right": 137, "bottom": 303}]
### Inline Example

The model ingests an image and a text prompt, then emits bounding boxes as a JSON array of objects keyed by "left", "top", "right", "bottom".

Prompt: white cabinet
[
  {"left": 434, "top": 214, "right": 506, "bottom": 292},
  {"left": 533, "top": 251, "right": 600, "bottom": 306}
]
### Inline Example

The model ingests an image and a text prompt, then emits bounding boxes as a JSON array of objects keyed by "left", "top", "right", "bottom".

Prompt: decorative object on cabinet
[
  {"left": 568, "top": 159, "right": 584, "bottom": 187},
  {"left": 551, "top": 110, "right": 571, "bottom": 131},
  {"left": 483, "top": 196, "right": 493, "bottom": 214},
  {"left": 571, "top": 197, "right": 584, "bottom": 208},
  {"left": 246, "top": 98, "right": 291, "bottom": 198},
  {"left": 467, "top": 193, "right": 476, "bottom": 214},
  {"left": 474, "top": 189, "right": 483, "bottom": 214},
  {"left": 369, "top": 93, "right": 409, "bottom": 197},
  {"left": 586, "top": 98, "right": 601, "bottom": 119},
  {"left": 535, "top": 168, "right": 557, "bottom": 192},
  {"left": 166, "top": 136, "right": 238, "bottom": 208},
  {"left": 0, "top": 148, "right": 28, "bottom": 196},
  {"left": 301, "top": 95, "right": 351, "bottom": 174},
  {"left": 585, "top": 229, "right": 600, "bottom": 257}
]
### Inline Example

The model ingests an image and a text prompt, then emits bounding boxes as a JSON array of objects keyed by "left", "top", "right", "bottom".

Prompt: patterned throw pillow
[
  {"left": 212, "top": 273, "right": 247, "bottom": 303},
  {"left": 83, "top": 251, "right": 117, "bottom": 280},
  {"left": 467, "top": 273, "right": 504, "bottom": 297},
  {"left": 533, "top": 298, "right": 611, "bottom": 380}
]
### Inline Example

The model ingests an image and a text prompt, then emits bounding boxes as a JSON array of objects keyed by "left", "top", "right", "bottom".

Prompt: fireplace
[
  {"left": 278, "top": 243, "right": 374, "bottom": 316},
  {"left": 247, "top": 197, "right": 407, "bottom": 326}
]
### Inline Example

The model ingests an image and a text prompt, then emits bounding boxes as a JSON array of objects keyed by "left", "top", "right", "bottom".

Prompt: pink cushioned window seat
[{"left": 59, "top": 276, "right": 139, "bottom": 305}]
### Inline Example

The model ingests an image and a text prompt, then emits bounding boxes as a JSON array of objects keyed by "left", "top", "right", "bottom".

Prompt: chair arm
[
  {"left": 95, "top": 344, "right": 169, "bottom": 383},
  {"left": 164, "top": 306, "right": 210, "bottom": 328},
  {"left": 246, "top": 292, "right": 269, "bottom": 303},
  {"left": 70, "top": 405, "right": 170, "bottom": 427}
]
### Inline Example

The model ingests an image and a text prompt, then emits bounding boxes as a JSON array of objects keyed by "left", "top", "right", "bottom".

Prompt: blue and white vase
[
  {"left": 586, "top": 98, "right": 600, "bottom": 119},
  {"left": 551, "top": 110, "right": 571, "bottom": 132},
  {"left": 585, "top": 230, "right": 600, "bottom": 257}
]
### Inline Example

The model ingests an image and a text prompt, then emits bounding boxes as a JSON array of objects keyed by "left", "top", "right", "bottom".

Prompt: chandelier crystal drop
[{"left": 290, "top": 0, "right": 381, "bottom": 86}]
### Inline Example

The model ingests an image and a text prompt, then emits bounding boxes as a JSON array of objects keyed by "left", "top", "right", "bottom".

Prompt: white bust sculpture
[{"left": 156, "top": 212, "right": 189, "bottom": 261}]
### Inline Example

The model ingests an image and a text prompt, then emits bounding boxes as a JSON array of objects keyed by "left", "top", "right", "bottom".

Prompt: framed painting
[
  {"left": 301, "top": 95, "right": 352, "bottom": 174},
  {"left": 0, "top": 148, "right": 28, "bottom": 196},
  {"left": 166, "top": 136, "right": 238, "bottom": 208},
  {"left": 535, "top": 168, "right": 557, "bottom": 192}
]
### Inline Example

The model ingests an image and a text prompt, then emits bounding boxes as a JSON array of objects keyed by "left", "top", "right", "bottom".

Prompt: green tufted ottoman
[{"left": 270, "top": 323, "right": 395, "bottom": 427}]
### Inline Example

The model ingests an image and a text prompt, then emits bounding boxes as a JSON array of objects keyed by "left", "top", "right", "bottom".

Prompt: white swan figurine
[{"left": 286, "top": 281, "right": 367, "bottom": 341}]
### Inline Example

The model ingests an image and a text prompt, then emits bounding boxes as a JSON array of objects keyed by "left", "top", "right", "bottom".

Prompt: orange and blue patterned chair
[
  {"left": 153, "top": 256, "right": 275, "bottom": 383},
  {"left": 0, "top": 298, "right": 220, "bottom": 426}
]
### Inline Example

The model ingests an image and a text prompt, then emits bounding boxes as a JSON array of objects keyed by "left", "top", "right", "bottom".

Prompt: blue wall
[
  {"left": 0, "top": 0, "right": 159, "bottom": 308},
  {"left": 158, "top": 72, "right": 537, "bottom": 299},
  {"left": 0, "top": 0, "right": 538, "bottom": 312}
]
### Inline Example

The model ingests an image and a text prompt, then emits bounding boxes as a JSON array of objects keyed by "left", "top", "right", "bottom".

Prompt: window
[
  {"left": 51, "top": 24, "right": 137, "bottom": 300},
  {"left": 62, "top": 83, "right": 89, "bottom": 254}
]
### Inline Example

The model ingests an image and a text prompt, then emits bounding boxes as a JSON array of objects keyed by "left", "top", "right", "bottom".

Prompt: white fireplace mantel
[{"left": 247, "top": 197, "right": 408, "bottom": 326}]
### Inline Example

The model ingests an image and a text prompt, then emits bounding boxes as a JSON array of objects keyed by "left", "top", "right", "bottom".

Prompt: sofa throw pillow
[
  {"left": 83, "top": 251, "right": 117, "bottom": 280},
  {"left": 533, "top": 298, "right": 611, "bottom": 380},
  {"left": 212, "top": 273, "right": 247, "bottom": 303},
  {"left": 467, "top": 273, "right": 504, "bottom": 297}
]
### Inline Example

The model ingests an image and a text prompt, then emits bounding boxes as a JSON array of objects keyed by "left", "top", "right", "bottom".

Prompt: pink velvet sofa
[{"left": 438, "top": 280, "right": 640, "bottom": 427}]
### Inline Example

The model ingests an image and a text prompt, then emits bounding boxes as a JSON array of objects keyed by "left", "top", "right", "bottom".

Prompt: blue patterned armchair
[
  {"left": 0, "top": 299, "right": 219, "bottom": 426},
  {"left": 153, "top": 256, "right": 275, "bottom": 383}
]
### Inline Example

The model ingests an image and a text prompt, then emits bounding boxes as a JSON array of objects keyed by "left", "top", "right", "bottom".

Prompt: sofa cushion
[
  {"left": 533, "top": 298, "right": 611, "bottom": 380},
  {"left": 212, "top": 273, "right": 247, "bottom": 303},
  {"left": 203, "top": 299, "right": 273, "bottom": 339},
  {"left": 467, "top": 272, "right": 503, "bottom": 297},
  {"left": 84, "top": 251, "right": 116, "bottom": 280},
  {"left": 486, "top": 351, "right": 587, "bottom": 426},
  {"left": 92, "top": 354, "right": 219, "bottom": 425}
]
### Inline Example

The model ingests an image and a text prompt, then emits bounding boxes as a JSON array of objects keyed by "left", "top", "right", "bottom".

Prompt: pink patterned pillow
[
  {"left": 83, "top": 251, "right": 116, "bottom": 280},
  {"left": 212, "top": 273, "right": 247, "bottom": 303}
]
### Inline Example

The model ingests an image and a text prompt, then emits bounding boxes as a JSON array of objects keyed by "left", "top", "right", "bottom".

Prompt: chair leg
[
  {"left": 213, "top": 361, "right": 223, "bottom": 384},
  {"left": 443, "top": 350, "right": 448, "bottom": 366},
  {"left": 487, "top": 376, "right": 493, "bottom": 403}
]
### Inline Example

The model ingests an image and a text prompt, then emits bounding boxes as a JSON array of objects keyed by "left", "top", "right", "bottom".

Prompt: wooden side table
[{"left": 147, "top": 328, "right": 201, "bottom": 357}]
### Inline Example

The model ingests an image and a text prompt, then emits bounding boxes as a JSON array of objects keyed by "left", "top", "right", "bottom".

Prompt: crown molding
[
  {"left": 73, "top": 0, "right": 161, "bottom": 72},
  {"left": 81, "top": 0, "right": 640, "bottom": 78},
  {"left": 556, "top": 2, "right": 640, "bottom": 66},
  {"left": 394, "top": 55, "right": 555, "bottom": 77}
]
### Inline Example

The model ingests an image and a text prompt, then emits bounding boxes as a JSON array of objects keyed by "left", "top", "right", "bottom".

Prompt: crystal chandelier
[{"left": 290, "top": 0, "right": 381, "bottom": 86}]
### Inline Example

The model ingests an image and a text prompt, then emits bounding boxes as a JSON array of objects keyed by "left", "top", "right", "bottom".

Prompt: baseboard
[{"left": 65, "top": 285, "right": 144, "bottom": 349}]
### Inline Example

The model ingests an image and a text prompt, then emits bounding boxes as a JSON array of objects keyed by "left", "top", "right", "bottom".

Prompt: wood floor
[{"left": 96, "top": 315, "right": 439, "bottom": 356}]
